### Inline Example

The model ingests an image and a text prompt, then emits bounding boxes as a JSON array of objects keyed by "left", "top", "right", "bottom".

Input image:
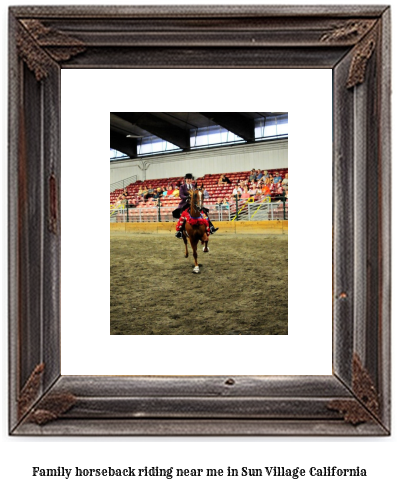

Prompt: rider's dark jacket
[{"left": 177, "top": 182, "right": 196, "bottom": 210}]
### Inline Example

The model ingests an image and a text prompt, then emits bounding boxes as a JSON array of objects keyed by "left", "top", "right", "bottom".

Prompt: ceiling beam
[
  {"left": 110, "top": 130, "right": 137, "bottom": 158},
  {"left": 199, "top": 112, "right": 255, "bottom": 142},
  {"left": 113, "top": 112, "right": 190, "bottom": 149}
]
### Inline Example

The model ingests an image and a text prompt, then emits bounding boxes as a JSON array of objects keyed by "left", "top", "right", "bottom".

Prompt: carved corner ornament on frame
[{"left": 8, "top": 5, "right": 391, "bottom": 436}]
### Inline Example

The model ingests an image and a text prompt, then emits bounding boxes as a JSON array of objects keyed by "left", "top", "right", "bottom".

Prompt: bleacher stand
[{"left": 110, "top": 168, "right": 288, "bottom": 222}]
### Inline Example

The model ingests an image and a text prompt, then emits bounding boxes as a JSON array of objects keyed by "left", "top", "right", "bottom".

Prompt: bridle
[{"left": 189, "top": 189, "right": 203, "bottom": 213}]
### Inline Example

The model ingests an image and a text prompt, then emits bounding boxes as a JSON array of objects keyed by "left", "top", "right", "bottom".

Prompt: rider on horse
[{"left": 173, "top": 174, "right": 219, "bottom": 238}]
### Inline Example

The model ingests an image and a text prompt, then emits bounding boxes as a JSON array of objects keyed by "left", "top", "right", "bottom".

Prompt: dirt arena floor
[{"left": 111, "top": 232, "right": 288, "bottom": 335}]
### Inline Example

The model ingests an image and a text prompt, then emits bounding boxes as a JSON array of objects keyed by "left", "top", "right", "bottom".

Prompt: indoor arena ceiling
[{"left": 110, "top": 112, "right": 286, "bottom": 158}]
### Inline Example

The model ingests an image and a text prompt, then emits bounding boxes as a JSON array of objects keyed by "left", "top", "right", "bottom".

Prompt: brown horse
[{"left": 182, "top": 189, "right": 209, "bottom": 274}]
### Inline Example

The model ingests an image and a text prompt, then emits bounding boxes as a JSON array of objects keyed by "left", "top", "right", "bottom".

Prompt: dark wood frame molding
[{"left": 8, "top": 5, "right": 391, "bottom": 436}]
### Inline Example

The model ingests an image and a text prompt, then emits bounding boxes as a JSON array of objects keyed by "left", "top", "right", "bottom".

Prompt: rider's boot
[
  {"left": 200, "top": 207, "right": 218, "bottom": 234},
  {"left": 208, "top": 219, "right": 219, "bottom": 234},
  {"left": 175, "top": 215, "right": 185, "bottom": 238}
]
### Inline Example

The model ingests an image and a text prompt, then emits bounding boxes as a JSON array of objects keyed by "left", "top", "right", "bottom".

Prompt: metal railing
[
  {"left": 110, "top": 175, "right": 137, "bottom": 193},
  {"left": 110, "top": 205, "right": 177, "bottom": 223},
  {"left": 231, "top": 193, "right": 288, "bottom": 221},
  {"left": 110, "top": 200, "right": 287, "bottom": 223},
  {"left": 248, "top": 201, "right": 288, "bottom": 220}
]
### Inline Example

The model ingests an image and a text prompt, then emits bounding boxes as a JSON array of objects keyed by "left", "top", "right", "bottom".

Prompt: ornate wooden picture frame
[{"left": 9, "top": 5, "right": 391, "bottom": 435}]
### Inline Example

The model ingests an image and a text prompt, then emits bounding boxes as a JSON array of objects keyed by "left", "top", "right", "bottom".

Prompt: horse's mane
[
  {"left": 189, "top": 189, "right": 202, "bottom": 203},
  {"left": 188, "top": 189, "right": 203, "bottom": 216}
]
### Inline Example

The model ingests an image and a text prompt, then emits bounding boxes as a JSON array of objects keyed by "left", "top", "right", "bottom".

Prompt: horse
[{"left": 182, "top": 189, "right": 209, "bottom": 274}]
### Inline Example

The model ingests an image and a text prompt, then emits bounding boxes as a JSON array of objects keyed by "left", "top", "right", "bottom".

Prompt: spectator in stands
[
  {"left": 137, "top": 186, "right": 145, "bottom": 199},
  {"left": 249, "top": 169, "right": 257, "bottom": 182},
  {"left": 116, "top": 194, "right": 124, "bottom": 205},
  {"left": 198, "top": 184, "right": 210, "bottom": 200},
  {"left": 153, "top": 187, "right": 163, "bottom": 200},
  {"left": 215, "top": 198, "right": 230, "bottom": 214},
  {"left": 282, "top": 172, "right": 288, "bottom": 192},
  {"left": 171, "top": 185, "right": 180, "bottom": 197},
  {"left": 218, "top": 174, "right": 231, "bottom": 185},
  {"left": 249, "top": 183, "right": 257, "bottom": 197},
  {"left": 275, "top": 182, "right": 285, "bottom": 200},
  {"left": 258, "top": 171, "right": 267, "bottom": 183},
  {"left": 256, "top": 169, "right": 264, "bottom": 181},
  {"left": 118, "top": 191, "right": 128, "bottom": 207},
  {"left": 147, "top": 186, "right": 155, "bottom": 199},
  {"left": 141, "top": 186, "right": 150, "bottom": 200},
  {"left": 273, "top": 172, "right": 282, "bottom": 184},
  {"left": 241, "top": 186, "right": 251, "bottom": 200},
  {"left": 216, "top": 197, "right": 230, "bottom": 210},
  {"left": 231, "top": 185, "right": 242, "bottom": 200},
  {"left": 261, "top": 179, "right": 272, "bottom": 200},
  {"left": 215, "top": 197, "right": 223, "bottom": 209},
  {"left": 166, "top": 185, "right": 174, "bottom": 197},
  {"left": 239, "top": 177, "right": 249, "bottom": 188},
  {"left": 222, "top": 198, "right": 230, "bottom": 209}
]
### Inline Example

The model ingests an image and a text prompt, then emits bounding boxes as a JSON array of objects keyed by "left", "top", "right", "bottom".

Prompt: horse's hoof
[
  {"left": 203, "top": 246, "right": 209, "bottom": 253},
  {"left": 193, "top": 266, "right": 200, "bottom": 274}
]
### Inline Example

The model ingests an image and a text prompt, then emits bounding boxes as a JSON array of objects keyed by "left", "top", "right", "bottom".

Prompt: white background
[
  {"left": 1, "top": 1, "right": 397, "bottom": 492},
  {"left": 61, "top": 68, "right": 332, "bottom": 376}
]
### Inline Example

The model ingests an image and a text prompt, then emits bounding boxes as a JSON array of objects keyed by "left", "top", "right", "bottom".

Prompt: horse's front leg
[
  {"left": 182, "top": 233, "right": 188, "bottom": 258},
  {"left": 190, "top": 238, "right": 200, "bottom": 273},
  {"left": 202, "top": 232, "right": 209, "bottom": 253}
]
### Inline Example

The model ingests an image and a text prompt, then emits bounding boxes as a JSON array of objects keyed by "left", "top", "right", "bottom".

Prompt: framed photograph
[
  {"left": 108, "top": 110, "right": 289, "bottom": 337},
  {"left": 9, "top": 5, "right": 390, "bottom": 435}
]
